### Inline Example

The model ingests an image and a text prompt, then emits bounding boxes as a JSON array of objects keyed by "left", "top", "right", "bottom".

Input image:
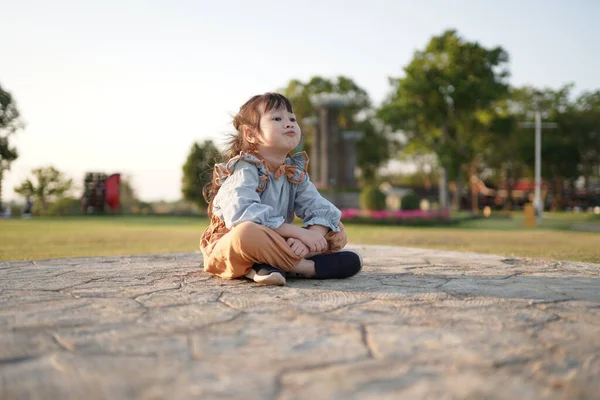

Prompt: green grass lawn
[{"left": 1, "top": 213, "right": 599, "bottom": 263}]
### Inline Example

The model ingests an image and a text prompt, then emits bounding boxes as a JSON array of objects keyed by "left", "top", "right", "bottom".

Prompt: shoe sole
[{"left": 245, "top": 269, "right": 286, "bottom": 286}]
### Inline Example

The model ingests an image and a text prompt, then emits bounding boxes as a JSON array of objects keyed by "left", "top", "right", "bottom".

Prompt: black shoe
[
  {"left": 309, "top": 251, "right": 363, "bottom": 279},
  {"left": 245, "top": 264, "right": 286, "bottom": 286}
]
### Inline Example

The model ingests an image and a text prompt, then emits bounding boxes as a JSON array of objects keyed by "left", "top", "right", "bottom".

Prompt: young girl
[{"left": 200, "top": 92, "right": 362, "bottom": 286}]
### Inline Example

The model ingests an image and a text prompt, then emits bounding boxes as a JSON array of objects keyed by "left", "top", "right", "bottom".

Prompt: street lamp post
[
  {"left": 534, "top": 102, "right": 542, "bottom": 224},
  {"left": 519, "top": 92, "right": 557, "bottom": 225}
]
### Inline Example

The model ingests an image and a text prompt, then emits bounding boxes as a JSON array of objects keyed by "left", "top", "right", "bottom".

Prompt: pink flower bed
[{"left": 341, "top": 208, "right": 450, "bottom": 221}]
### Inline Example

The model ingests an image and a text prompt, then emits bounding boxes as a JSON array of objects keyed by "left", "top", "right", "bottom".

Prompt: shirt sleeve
[
  {"left": 213, "top": 160, "right": 285, "bottom": 229},
  {"left": 294, "top": 173, "right": 342, "bottom": 232}
]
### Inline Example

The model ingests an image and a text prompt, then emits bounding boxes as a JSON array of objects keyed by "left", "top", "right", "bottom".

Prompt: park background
[{"left": 1, "top": 0, "right": 599, "bottom": 262}]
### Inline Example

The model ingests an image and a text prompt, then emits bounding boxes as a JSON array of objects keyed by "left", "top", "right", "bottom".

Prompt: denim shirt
[{"left": 211, "top": 152, "right": 341, "bottom": 232}]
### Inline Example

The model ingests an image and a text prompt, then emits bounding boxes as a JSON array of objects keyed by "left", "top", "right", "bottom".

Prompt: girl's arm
[
  {"left": 307, "top": 224, "right": 329, "bottom": 236},
  {"left": 273, "top": 223, "right": 304, "bottom": 239},
  {"left": 282, "top": 154, "right": 341, "bottom": 233},
  {"left": 274, "top": 224, "right": 327, "bottom": 253},
  {"left": 294, "top": 177, "right": 342, "bottom": 233}
]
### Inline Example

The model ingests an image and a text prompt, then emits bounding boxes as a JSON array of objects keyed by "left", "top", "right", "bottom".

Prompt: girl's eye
[
  {"left": 290, "top": 118, "right": 296, "bottom": 122},
  {"left": 273, "top": 117, "right": 282, "bottom": 121}
]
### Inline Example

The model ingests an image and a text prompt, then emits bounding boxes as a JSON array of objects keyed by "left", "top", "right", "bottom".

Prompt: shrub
[
  {"left": 359, "top": 186, "right": 386, "bottom": 211},
  {"left": 47, "top": 197, "right": 81, "bottom": 216},
  {"left": 401, "top": 192, "right": 421, "bottom": 210}
]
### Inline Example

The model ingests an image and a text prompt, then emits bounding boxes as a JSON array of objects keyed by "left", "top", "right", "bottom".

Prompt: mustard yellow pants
[{"left": 201, "top": 221, "right": 348, "bottom": 279}]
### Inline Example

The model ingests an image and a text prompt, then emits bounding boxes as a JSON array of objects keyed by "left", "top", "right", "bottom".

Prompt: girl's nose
[{"left": 285, "top": 120, "right": 294, "bottom": 128}]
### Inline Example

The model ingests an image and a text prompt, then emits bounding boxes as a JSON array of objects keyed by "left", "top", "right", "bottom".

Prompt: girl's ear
[{"left": 242, "top": 125, "right": 257, "bottom": 144}]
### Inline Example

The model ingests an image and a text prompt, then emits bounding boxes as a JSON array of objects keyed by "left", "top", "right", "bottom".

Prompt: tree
[
  {"left": 118, "top": 175, "right": 140, "bottom": 213},
  {"left": 181, "top": 140, "right": 221, "bottom": 210},
  {"left": 378, "top": 29, "right": 509, "bottom": 210},
  {"left": 396, "top": 140, "right": 440, "bottom": 190},
  {"left": 282, "top": 76, "right": 371, "bottom": 128},
  {"left": 569, "top": 90, "right": 600, "bottom": 192},
  {"left": 542, "top": 86, "right": 592, "bottom": 210},
  {"left": 511, "top": 85, "right": 581, "bottom": 211},
  {"left": 14, "top": 166, "right": 74, "bottom": 215},
  {"left": 0, "top": 83, "right": 24, "bottom": 208},
  {"left": 282, "top": 76, "right": 395, "bottom": 184},
  {"left": 47, "top": 197, "right": 81, "bottom": 216},
  {"left": 483, "top": 84, "right": 600, "bottom": 211},
  {"left": 482, "top": 87, "right": 533, "bottom": 211},
  {"left": 355, "top": 117, "right": 394, "bottom": 182}
]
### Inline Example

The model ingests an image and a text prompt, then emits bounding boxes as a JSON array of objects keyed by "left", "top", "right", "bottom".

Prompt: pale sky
[{"left": 2, "top": 0, "right": 598, "bottom": 202}]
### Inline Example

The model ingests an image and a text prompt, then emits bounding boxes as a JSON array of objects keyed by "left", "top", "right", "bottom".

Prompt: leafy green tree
[
  {"left": 47, "top": 197, "right": 81, "bottom": 216},
  {"left": 395, "top": 141, "right": 440, "bottom": 190},
  {"left": 282, "top": 76, "right": 394, "bottom": 184},
  {"left": 482, "top": 87, "right": 534, "bottom": 211},
  {"left": 14, "top": 166, "right": 74, "bottom": 215},
  {"left": 282, "top": 76, "right": 371, "bottom": 127},
  {"left": 181, "top": 140, "right": 221, "bottom": 210},
  {"left": 378, "top": 29, "right": 509, "bottom": 210},
  {"left": 118, "top": 175, "right": 140, "bottom": 213},
  {"left": 514, "top": 85, "right": 581, "bottom": 210},
  {"left": 355, "top": 117, "right": 395, "bottom": 182},
  {"left": 0, "top": 83, "right": 24, "bottom": 208},
  {"left": 569, "top": 90, "right": 600, "bottom": 191},
  {"left": 483, "top": 85, "right": 600, "bottom": 211}
]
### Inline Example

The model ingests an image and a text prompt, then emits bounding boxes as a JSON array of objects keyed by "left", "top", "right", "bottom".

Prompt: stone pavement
[{"left": 1, "top": 245, "right": 599, "bottom": 400}]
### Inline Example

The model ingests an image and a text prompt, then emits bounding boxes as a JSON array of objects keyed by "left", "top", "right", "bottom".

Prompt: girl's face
[{"left": 255, "top": 106, "right": 301, "bottom": 156}]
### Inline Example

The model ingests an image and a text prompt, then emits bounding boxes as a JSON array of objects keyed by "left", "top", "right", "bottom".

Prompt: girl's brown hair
[{"left": 203, "top": 92, "right": 294, "bottom": 214}]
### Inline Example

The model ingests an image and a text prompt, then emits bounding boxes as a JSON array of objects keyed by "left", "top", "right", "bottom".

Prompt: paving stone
[{"left": 1, "top": 245, "right": 599, "bottom": 399}]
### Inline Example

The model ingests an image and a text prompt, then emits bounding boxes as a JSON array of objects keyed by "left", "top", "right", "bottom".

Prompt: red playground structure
[{"left": 81, "top": 172, "right": 121, "bottom": 213}]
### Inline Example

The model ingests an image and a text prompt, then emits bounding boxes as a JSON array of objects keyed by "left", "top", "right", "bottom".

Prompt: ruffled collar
[{"left": 213, "top": 151, "right": 309, "bottom": 192}]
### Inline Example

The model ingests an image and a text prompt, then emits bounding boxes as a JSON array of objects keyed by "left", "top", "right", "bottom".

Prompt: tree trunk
[
  {"left": 551, "top": 177, "right": 564, "bottom": 211},
  {"left": 470, "top": 161, "right": 478, "bottom": 214},
  {"left": 423, "top": 174, "right": 432, "bottom": 191},
  {"left": 0, "top": 168, "right": 3, "bottom": 210},
  {"left": 567, "top": 179, "right": 576, "bottom": 207},
  {"left": 503, "top": 166, "right": 513, "bottom": 211},
  {"left": 439, "top": 167, "right": 448, "bottom": 210},
  {"left": 453, "top": 172, "right": 463, "bottom": 211}
]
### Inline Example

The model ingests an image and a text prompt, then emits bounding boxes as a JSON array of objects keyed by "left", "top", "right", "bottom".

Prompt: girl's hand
[
  {"left": 299, "top": 229, "right": 328, "bottom": 253},
  {"left": 287, "top": 238, "right": 310, "bottom": 258}
]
